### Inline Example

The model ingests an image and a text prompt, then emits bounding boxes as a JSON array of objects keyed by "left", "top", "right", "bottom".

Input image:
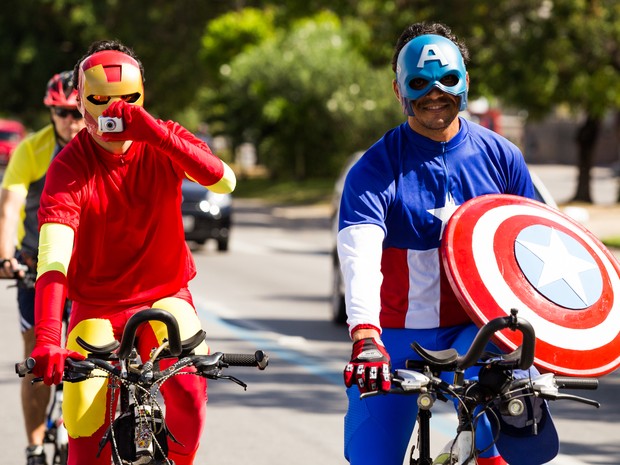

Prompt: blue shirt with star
[
  {"left": 338, "top": 117, "right": 535, "bottom": 329},
  {"left": 339, "top": 117, "right": 535, "bottom": 249}
]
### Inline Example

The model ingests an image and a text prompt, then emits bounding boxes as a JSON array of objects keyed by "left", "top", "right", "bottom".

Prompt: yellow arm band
[
  {"left": 186, "top": 162, "right": 236, "bottom": 194},
  {"left": 37, "top": 223, "right": 74, "bottom": 277}
]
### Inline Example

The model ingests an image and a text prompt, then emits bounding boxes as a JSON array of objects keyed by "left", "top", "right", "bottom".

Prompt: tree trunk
[{"left": 572, "top": 113, "right": 601, "bottom": 203}]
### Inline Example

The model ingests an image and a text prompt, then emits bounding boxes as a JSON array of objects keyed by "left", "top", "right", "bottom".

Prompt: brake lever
[
  {"left": 63, "top": 359, "right": 97, "bottom": 383},
  {"left": 219, "top": 374, "right": 248, "bottom": 390},
  {"left": 547, "top": 393, "right": 600, "bottom": 408},
  {"left": 198, "top": 365, "right": 248, "bottom": 390}
]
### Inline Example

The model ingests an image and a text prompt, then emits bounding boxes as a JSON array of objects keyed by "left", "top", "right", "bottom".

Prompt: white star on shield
[{"left": 515, "top": 226, "right": 601, "bottom": 308}]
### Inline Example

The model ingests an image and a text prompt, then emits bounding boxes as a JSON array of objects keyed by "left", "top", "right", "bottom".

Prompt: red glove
[
  {"left": 344, "top": 338, "right": 392, "bottom": 393},
  {"left": 32, "top": 270, "right": 84, "bottom": 385},
  {"left": 30, "top": 344, "right": 84, "bottom": 386},
  {"left": 100, "top": 100, "right": 168, "bottom": 144}
]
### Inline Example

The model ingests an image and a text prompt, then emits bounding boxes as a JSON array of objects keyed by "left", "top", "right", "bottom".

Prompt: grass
[
  {"left": 603, "top": 237, "right": 620, "bottom": 249},
  {"left": 232, "top": 176, "right": 336, "bottom": 205}
]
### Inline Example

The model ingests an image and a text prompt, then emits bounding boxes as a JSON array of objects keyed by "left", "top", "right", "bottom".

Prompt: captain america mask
[{"left": 396, "top": 34, "right": 468, "bottom": 116}]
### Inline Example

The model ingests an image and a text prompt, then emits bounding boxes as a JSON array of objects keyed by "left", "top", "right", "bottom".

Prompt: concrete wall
[{"left": 520, "top": 112, "right": 619, "bottom": 167}]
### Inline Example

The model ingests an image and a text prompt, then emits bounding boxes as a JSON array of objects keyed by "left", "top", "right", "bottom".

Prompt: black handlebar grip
[
  {"left": 118, "top": 308, "right": 183, "bottom": 359},
  {"left": 555, "top": 376, "right": 599, "bottom": 390},
  {"left": 222, "top": 350, "right": 269, "bottom": 370},
  {"left": 15, "top": 357, "right": 36, "bottom": 377}
]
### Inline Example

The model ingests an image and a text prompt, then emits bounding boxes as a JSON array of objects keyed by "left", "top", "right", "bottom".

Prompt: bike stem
[{"left": 411, "top": 408, "right": 433, "bottom": 465}]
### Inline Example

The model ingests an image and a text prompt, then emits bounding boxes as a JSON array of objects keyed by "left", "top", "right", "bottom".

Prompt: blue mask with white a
[{"left": 396, "top": 34, "right": 468, "bottom": 116}]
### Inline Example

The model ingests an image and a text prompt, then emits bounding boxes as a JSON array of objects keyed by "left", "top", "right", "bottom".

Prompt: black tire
[
  {"left": 54, "top": 445, "right": 68, "bottom": 465},
  {"left": 331, "top": 257, "right": 347, "bottom": 325},
  {"left": 217, "top": 237, "right": 229, "bottom": 252},
  {"left": 332, "top": 294, "right": 347, "bottom": 325}
]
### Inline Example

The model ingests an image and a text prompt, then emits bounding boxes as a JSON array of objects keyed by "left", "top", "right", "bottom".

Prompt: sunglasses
[{"left": 52, "top": 107, "right": 83, "bottom": 119}]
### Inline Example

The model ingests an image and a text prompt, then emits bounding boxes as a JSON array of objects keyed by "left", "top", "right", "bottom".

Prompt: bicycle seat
[
  {"left": 179, "top": 330, "right": 207, "bottom": 356},
  {"left": 411, "top": 342, "right": 458, "bottom": 369},
  {"left": 76, "top": 337, "right": 120, "bottom": 359}
]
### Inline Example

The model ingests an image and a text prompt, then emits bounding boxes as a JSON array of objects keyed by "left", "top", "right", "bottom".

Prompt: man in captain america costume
[
  {"left": 28, "top": 40, "right": 236, "bottom": 465},
  {"left": 338, "top": 22, "right": 548, "bottom": 465}
]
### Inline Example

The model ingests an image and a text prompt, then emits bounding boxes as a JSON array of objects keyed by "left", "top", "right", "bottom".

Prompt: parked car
[
  {"left": 0, "top": 119, "right": 27, "bottom": 165},
  {"left": 329, "top": 152, "right": 574, "bottom": 325},
  {"left": 181, "top": 178, "right": 232, "bottom": 252}
]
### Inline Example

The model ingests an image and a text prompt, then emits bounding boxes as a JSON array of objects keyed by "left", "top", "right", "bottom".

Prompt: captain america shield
[{"left": 441, "top": 194, "right": 620, "bottom": 377}]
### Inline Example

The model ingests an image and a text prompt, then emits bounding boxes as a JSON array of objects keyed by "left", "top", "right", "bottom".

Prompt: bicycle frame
[
  {"left": 363, "top": 309, "right": 600, "bottom": 465},
  {"left": 45, "top": 382, "right": 69, "bottom": 465},
  {"left": 17, "top": 308, "right": 269, "bottom": 465}
]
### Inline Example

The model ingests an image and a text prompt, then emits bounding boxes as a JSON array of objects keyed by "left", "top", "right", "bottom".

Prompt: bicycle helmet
[
  {"left": 77, "top": 49, "right": 144, "bottom": 136},
  {"left": 395, "top": 34, "right": 468, "bottom": 116},
  {"left": 43, "top": 71, "right": 79, "bottom": 108}
]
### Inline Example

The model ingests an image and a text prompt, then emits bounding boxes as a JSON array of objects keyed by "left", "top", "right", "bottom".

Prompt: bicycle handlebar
[
  {"left": 222, "top": 351, "right": 269, "bottom": 370},
  {"left": 15, "top": 357, "right": 36, "bottom": 377},
  {"left": 0, "top": 262, "right": 31, "bottom": 280},
  {"left": 554, "top": 376, "right": 599, "bottom": 390},
  {"left": 457, "top": 309, "right": 535, "bottom": 370},
  {"left": 118, "top": 308, "right": 183, "bottom": 358},
  {"left": 16, "top": 350, "right": 269, "bottom": 381},
  {"left": 15, "top": 308, "right": 269, "bottom": 379}
]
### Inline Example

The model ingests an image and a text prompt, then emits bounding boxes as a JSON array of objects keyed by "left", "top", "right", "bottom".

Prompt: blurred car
[
  {"left": 329, "top": 152, "right": 573, "bottom": 325},
  {"left": 0, "top": 119, "right": 27, "bottom": 165},
  {"left": 181, "top": 178, "right": 232, "bottom": 252}
]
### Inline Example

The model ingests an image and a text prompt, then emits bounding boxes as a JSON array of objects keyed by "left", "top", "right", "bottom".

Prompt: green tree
[
  {"left": 0, "top": 0, "right": 89, "bottom": 126},
  {"left": 0, "top": 0, "right": 233, "bottom": 128},
  {"left": 331, "top": 0, "right": 620, "bottom": 203},
  {"left": 200, "top": 7, "right": 278, "bottom": 90},
  {"left": 466, "top": 0, "right": 620, "bottom": 203},
  {"left": 200, "top": 11, "right": 402, "bottom": 179},
  {"left": 4, "top": 0, "right": 618, "bottom": 201}
]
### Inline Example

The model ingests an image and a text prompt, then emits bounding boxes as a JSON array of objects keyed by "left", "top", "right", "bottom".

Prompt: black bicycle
[
  {"left": 16, "top": 308, "right": 269, "bottom": 465},
  {"left": 363, "top": 308, "right": 600, "bottom": 465}
]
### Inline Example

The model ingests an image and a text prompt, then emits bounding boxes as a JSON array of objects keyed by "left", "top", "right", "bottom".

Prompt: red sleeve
[
  {"left": 34, "top": 270, "right": 68, "bottom": 347},
  {"left": 159, "top": 121, "right": 224, "bottom": 186}
]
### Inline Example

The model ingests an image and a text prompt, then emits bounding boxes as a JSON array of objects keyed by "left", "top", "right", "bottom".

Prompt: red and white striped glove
[{"left": 344, "top": 337, "right": 391, "bottom": 393}]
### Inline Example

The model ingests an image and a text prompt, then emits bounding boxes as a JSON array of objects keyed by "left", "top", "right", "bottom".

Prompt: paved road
[{"left": 0, "top": 164, "right": 619, "bottom": 464}]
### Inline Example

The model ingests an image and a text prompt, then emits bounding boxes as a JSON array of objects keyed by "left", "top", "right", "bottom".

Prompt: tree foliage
[
  {"left": 0, "top": 0, "right": 229, "bottom": 128},
  {"left": 200, "top": 11, "right": 402, "bottom": 179},
  {"left": 1, "top": 0, "right": 619, "bottom": 199},
  {"left": 465, "top": 0, "right": 620, "bottom": 201}
]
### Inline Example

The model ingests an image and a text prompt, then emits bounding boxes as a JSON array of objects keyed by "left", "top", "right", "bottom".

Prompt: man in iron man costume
[{"left": 29, "top": 40, "right": 236, "bottom": 465}]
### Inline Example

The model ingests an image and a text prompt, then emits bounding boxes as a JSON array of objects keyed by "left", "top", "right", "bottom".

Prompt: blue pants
[
  {"left": 18, "top": 285, "right": 71, "bottom": 332},
  {"left": 344, "top": 324, "right": 501, "bottom": 464}
]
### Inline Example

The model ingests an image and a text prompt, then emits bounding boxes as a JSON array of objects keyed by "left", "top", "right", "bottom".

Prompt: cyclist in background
[
  {"left": 28, "top": 39, "right": 236, "bottom": 465},
  {"left": 338, "top": 22, "right": 550, "bottom": 465},
  {"left": 0, "top": 71, "right": 84, "bottom": 465}
]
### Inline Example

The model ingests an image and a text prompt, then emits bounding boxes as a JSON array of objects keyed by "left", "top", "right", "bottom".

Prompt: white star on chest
[{"left": 427, "top": 193, "right": 460, "bottom": 239}]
